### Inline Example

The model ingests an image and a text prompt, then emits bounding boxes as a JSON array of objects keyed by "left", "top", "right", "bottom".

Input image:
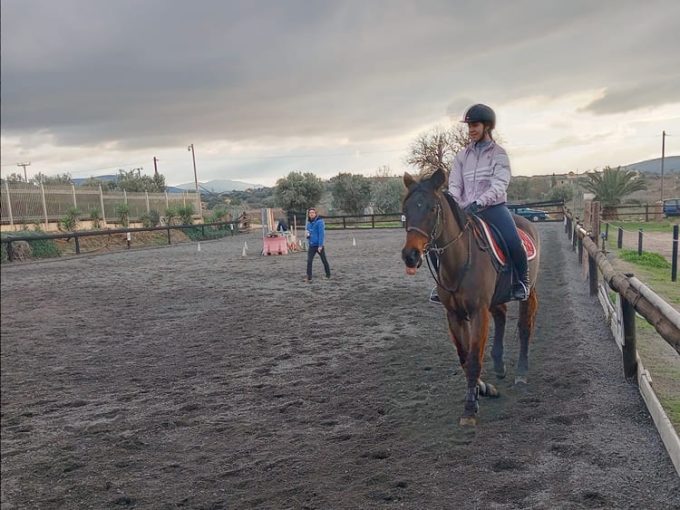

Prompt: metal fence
[{"left": 1, "top": 182, "right": 200, "bottom": 227}]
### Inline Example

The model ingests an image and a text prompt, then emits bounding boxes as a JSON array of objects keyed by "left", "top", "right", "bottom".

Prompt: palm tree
[{"left": 578, "top": 166, "right": 647, "bottom": 218}]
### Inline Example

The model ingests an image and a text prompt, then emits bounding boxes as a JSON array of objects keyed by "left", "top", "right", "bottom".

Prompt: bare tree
[{"left": 406, "top": 124, "right": 469, "bottom": 180}]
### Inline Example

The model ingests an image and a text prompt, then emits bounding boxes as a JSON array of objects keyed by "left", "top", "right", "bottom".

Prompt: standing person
[
  {"left": 305, "top": 208, "right": 331, "bottom": 282},
  {"left": 429, "top": 104, "right": 529, "bottom": 303}
]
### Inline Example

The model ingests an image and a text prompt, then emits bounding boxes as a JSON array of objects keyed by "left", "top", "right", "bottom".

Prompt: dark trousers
[
  {"left": 307, "top": 245, "right": 331, "bottom": 279},
  {"left": 477, "top": 204, "right": 528, "bottom": 280}
]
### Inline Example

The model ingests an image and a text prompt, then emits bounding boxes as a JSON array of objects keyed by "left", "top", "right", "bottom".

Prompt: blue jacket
[{"left": 306, "top": 217, "right": 325, "bottom": 246}]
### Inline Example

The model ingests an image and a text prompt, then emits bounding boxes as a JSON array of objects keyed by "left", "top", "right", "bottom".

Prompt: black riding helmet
[{"left": 461, "top": 104, "right": 496, "bottom": 129}]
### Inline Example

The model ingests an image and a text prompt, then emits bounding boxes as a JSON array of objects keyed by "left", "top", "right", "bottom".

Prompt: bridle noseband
[{"left": 405, "top": 194, "right": 472, "bottom": 294}]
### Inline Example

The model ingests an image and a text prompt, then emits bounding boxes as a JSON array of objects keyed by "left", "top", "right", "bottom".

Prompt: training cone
[
  {"left": 197, "top": 242, "right": 201, "bottom": 252},
  {"left": 352, "top": 237, "right": 356, "bottom": 247}
]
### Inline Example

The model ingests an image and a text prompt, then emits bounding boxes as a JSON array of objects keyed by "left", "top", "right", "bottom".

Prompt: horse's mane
[
  {"left": 440, "top": 190, "right": 467, "bottom": 232},
  {"left": 404, "top": 178, "right": 467, "bottom": 232}
]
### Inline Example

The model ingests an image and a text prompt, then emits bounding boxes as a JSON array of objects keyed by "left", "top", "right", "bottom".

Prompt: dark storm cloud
[
  {"left": 582, "top": 78, "right": 680, "bottom": 114},
  {"left": 2, "top": 0, "right": 679, "bottom": 149}
]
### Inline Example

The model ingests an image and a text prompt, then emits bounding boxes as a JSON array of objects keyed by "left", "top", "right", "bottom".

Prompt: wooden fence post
[
  {"left": 589, "top": 202, "right": 601, "bottom": 295},
  {"left": 591, "top": 202, "right": 600, "bottom": 240},
  {"left": 618, "top": 227, "right": 623, "bottom": 249},
  {"left": 620, "top": 290, "right": 638, "bottom": 383},
  {"left": 72, "top": 184, "right": 77, "bottom": 208},
  {"left": 588, "top": 248, "right": 598, "bottom": 295},
  {"left": 638, "top": 229, "right": 643, "bottom": 256}
]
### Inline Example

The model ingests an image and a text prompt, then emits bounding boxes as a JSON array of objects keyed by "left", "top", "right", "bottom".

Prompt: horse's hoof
[
  {"left": 515, "top": 376, "right": 528, "bottom": 385},
  {"left": 478, "top": 381, "right": 500, "bottom": 398},
  {"left": 486, "top": 384, "right": 500, "bottom": 398},
  {"left": 459, "top": 416, "right": 477, "bottom": 427}
]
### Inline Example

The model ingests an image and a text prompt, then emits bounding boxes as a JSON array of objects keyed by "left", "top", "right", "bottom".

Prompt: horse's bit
[{"left": 406, "top": 198, "right": 472, "bottom": 295}]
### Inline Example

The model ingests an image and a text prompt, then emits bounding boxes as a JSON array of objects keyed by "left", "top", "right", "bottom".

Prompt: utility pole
[
  {"left": 153, "top": 156, "right": 159, "bottom": 177},
  {"left": 661, "top": 130, "right": 666, "bottom": 202},
  {"left": 17, "top": 162, "right": 31, "bottom": 182},
  {"left": 187, "top": 144, "right": 203, "bottom": 220}
]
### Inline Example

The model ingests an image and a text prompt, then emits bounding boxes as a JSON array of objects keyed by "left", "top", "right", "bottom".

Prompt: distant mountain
[
  {"left": 72, "top": 174, "right": 118, "bottom": 185},
  {"left": 623, "top": 155, "right": 680, "bottom": 174},
  {"left": 173, "top": 179, "right": 263, "bottom": 193}
]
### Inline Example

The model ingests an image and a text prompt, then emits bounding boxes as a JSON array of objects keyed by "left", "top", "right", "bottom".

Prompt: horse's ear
[
  {"left": 431, "top": 168, "right": 446, "bottom": 189},
  {"left": 403, "top": 172, "right": 416, "bottom": 189}
]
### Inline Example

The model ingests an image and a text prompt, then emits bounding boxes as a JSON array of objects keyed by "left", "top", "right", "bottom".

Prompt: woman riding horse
[
  {"left": 402, "top": 107, "right": 540, "bottom": 426},
  {"left": 429, "top": 104, "right": 529, "bottom": 303}
]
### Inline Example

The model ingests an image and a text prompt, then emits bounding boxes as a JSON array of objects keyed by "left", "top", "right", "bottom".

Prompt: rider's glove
[{"left": 464, "top": 202, "right": 480, "bottom": 214}]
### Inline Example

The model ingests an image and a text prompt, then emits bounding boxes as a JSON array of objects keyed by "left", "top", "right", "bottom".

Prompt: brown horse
[{"left": 401, "top": 169, "right": 540, "bottom": 426}]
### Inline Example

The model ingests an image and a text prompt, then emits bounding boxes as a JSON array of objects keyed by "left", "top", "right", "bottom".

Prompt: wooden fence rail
[
  {"left": 565, "top": 210, "right": 679, "bottom": 355},
  {"left": 564, "top": 207, "right": 680, "bottom": 475}
]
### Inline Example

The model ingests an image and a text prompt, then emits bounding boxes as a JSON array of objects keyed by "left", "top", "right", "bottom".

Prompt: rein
[{"left": 406, "top": 195, "right": 472, "bottom": 295}]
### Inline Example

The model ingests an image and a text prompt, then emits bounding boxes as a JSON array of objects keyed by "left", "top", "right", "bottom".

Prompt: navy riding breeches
[{"left": 477, "top": 204, "right": 528, "bottom": 279}]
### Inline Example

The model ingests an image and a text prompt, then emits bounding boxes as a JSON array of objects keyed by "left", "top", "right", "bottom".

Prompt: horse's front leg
[
  {"left": 448, "top": 309, "right": 490, "bottom": 427},
  {"left": 516, "top": 288, "right": 539, "bottom": 384},
  {"left": 490, "top": 304, "right": 507, "bottom": 379}
]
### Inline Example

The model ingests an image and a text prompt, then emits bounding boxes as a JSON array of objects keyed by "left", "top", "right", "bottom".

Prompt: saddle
[
  {"left": 472, "top": 216, "right": 537, "bottom": 267},
  {"left": 442, "top": 192, "right": 535, "bottom": 305}
]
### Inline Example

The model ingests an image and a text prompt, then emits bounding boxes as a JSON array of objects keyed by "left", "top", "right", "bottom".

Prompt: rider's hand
[
  {"left": 464, "top": 202, "right": 480, "bottom": 214},
  {"left": 317, "top": 246, "right": 323, "bottom": 253}
]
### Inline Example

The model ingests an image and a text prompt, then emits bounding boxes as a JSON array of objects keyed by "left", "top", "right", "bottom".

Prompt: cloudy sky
[{"left": 2, "top": 0, "right": 679, "bottom": 186}]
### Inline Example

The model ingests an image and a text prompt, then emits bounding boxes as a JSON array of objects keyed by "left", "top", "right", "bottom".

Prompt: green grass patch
[
  {"left": 607, "top": 246, "right": 679, "bottom": 431},
  {"left": 28, "top": 239, "right": 61, "bottom": 259},
  {"left": 607, "top": 220, "right": 677, "bottom": 233},
  {"left": 618, "top": 249, "right": 671, "bottom": 269},
  {"left": 634, "top": 320, "right": 680, "bottom": 430},
  {"left": 0, "top": 232, "right": 62, "bottom": 260}
]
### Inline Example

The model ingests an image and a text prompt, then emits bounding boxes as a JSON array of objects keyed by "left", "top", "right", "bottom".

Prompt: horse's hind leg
[
  {"left": 490, "top": 304, "right": 507, "bottom": 379},
  {"left": 516, "top": 288, "right": 538, "bottom": 384}
]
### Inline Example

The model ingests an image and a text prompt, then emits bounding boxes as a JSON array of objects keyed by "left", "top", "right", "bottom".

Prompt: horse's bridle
[
  {"left": 405, "top": 194, "right": 472, "bottom": 295},
  {"left": 405, "top": 197, "right": 470, "bottom": 255}
]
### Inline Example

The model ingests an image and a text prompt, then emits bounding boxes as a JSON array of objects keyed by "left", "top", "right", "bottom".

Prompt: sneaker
[
  {"left": 429, "top": 287, "right": 441, "bottom": 304},
  {"left": 305, "top": 277, "right": 312, "bottom": 283},
  {"left": 512, "top": 281, "right": 529, "bottom": 301},
  {"left": 325, "top": 274, "right": 331, "bottom": 279}
]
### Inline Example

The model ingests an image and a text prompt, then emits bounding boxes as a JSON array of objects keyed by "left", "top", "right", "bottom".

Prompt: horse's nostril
[{"left": 402, "top": 248, "right": 421, "bottom": 268}]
